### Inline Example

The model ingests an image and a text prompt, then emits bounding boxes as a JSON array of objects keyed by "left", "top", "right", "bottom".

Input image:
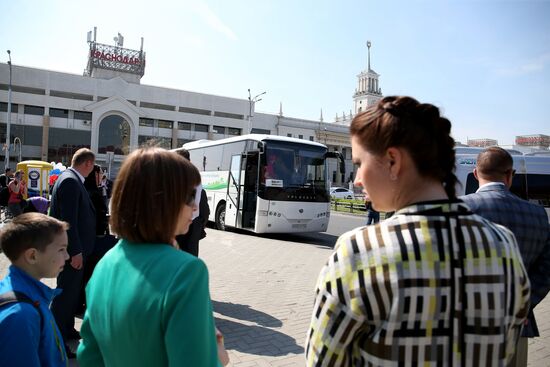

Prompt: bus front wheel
[{"left": 215, "top": 203, "right": 226, "bottom": 231}]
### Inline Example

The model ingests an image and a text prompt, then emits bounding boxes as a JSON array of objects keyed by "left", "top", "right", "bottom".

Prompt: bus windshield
[{"left": 261, "top": 141, "right": 329, "bottom": 202}]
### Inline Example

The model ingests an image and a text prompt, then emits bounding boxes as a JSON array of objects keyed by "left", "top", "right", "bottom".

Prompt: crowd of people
[{"left": 0, "top": 95, "right": 548, "bottom": 366}]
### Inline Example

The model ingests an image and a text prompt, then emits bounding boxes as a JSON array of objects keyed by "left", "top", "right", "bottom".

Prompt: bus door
[
  {"left": 242, "top": 151, "right": 260, "bottom": 229},
  {"left": 226, "top": 154, "right": 243, "bottom": 228}
]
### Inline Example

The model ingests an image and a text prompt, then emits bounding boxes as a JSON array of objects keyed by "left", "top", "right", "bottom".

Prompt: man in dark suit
[
  {"left": 176, "top": 188, "right": 209, "bottom": 256},
  {"left": 461, "top": 146, "right": 550, "bottom": 367},
  {"left": 0, "top": 168, "right": 13, "bottom": 188},
  {"left": 175, "top": 149, "right": 210, "bottom": 256},
  {"left": 50, "top": 148, "right": 96, "bottom": 358}
]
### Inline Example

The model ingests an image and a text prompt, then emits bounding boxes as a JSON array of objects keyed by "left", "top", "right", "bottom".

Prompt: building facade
[
  {"left": 467, "top": 138, "right": 498, "bottom": 147},
  {"left": 0, "top": 37, "right": 380, "bottom": 185},
  {"left": 515, "top": 134, "right": 550, "bottom": 149}
]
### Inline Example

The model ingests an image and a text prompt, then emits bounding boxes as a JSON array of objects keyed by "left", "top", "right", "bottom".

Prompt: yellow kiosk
[{"left": 16, "top": 160, "right": 53, "bottom": 199}]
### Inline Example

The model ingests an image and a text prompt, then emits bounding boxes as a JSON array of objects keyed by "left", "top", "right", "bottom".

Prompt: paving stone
[{"left": 2, "top": 224, "right": 550, "bottom": 366}]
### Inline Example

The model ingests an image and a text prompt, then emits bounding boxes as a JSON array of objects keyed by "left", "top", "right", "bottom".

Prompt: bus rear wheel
[{"left": 215, "top": 203, "right": 226, "bottom": 231}]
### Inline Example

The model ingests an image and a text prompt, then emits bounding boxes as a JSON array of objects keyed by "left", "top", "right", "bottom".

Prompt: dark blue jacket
[
  {"left": 50, "top": 169, "right": 96, "bottom": 257},
  {"left": 0, "top": 265, "right": 68, "bottom": 366},
  {"left": 461, "top": 183, "right": 550, "bottom": 337}
]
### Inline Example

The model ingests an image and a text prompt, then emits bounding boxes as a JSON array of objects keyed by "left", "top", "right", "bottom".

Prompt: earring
[{"left": 390, "top": 173, "right": 397, "bottom": 181}]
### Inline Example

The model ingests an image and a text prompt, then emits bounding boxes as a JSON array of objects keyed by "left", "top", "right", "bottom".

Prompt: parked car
[{"left": 330, "top": 187, "right": 355, "bottom": 200}]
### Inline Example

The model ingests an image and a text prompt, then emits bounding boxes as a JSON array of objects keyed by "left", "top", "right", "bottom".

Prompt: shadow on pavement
[
  {"left": 260, "top": 232, "right": 338, "bottom": 248},
  {"left": 206, "top": 222, "right": 339, "bottom": 248},
  {"left": 213, "top": 300, "right": 282, "bottom": 327},
  {"left": 215, "top": 317, "right": 303, "bottom": 356}
]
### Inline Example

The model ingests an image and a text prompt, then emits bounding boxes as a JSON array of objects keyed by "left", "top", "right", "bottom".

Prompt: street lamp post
[
  {"left": 5, "top": 50, "right": 12, "bottom": 170},
  {"left": 248, "top": 89, "right": 266, "bottom": 134},
  {"left": 13, "top": 137, "right": 22, "bottom": 163}
]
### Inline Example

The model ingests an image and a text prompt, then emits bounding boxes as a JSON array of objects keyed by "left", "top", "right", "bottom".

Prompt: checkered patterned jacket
[
  {"left": 306, "top": 200, "right": 530, "bottom": 367},
  {"left": 461, "top": 183, "right": 550, "bottom": 337}
]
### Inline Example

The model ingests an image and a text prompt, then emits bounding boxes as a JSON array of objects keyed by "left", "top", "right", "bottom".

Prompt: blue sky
[{"left": 1, "top": 0, "right": 549, "bottom": 145}]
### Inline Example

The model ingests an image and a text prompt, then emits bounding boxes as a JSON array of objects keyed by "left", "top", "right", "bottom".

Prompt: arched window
[{"left": 98, "top": 115, "right": 131, "bottom": 155}]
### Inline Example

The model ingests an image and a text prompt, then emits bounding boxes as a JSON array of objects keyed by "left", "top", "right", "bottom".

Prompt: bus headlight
[{"left": 259, "top": 210, "right": 268, "bottom": 216}]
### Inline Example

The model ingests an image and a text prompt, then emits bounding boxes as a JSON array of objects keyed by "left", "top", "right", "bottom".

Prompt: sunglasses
[{"left": 186, "top": 188, "right": 197, "bottom": 206}]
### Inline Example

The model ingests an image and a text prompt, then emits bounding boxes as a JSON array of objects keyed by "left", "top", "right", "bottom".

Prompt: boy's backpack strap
[{"left": 0, "top": 291, "right": 44, "bottom": 330}]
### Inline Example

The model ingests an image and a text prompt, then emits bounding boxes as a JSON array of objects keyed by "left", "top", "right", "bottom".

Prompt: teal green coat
[{"left": 77, "top": 239, "right": 220, "bottom": 366}]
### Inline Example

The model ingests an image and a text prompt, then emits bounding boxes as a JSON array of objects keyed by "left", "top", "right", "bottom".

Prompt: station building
[{"left": 0, "top": 34, "right": 382, "bottom": 185}]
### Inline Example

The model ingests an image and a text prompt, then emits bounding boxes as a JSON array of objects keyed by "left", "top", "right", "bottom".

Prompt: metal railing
[{"left": 331, "top": 199, "right": 367, "bottom": 214}]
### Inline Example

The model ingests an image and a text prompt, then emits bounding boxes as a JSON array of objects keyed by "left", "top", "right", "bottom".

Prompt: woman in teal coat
[{"left": 77, "top": 148, "right": 225, "bottom": 366}]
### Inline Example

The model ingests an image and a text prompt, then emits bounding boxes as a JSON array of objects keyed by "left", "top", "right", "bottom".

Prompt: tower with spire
[{"left": 353, "top": 41, "right": 383, "bottom": 115}]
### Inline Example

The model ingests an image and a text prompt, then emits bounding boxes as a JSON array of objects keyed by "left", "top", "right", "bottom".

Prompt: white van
[{"left": 455, "top": 154, "right": 550, "bottom": 209}]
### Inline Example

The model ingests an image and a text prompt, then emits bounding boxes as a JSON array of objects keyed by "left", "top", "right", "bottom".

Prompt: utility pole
[
  {"left": 5, "top": 50, "right": 12, "bottom": 169},
  {"left": 247, "top": 89, "right": 266, "bottom": 134},
  {"left": 13, "top": 137, "right": 22, "bottom": 163}
]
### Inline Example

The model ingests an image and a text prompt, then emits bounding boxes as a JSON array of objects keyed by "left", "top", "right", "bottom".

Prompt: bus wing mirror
[
  {"left": 324, "top": 152, "right": 346, "bottom": 175},
  {"left": 339, "top": 153, "right": 345, "bottom": 174}
]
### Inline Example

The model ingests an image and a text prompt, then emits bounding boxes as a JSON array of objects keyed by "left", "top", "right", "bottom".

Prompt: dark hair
[
  {"left": 71, "top": 148, "right": 95, "bottom": 167},
  {"left": 350, "top": 96, "right": 458, "bottom": 198},
  {"left": 110, "top": 148, "right": 201, "bottom": 243},
  {"left": 476, "top": 146, "right": 513, "bottom": 180},
  {"left": 0, "top": 213, "right": 69, "bottom": 261},
  {"left": 84, "top": 164, "right": 101, "bottom": 192},
  {"left": 176, "top": 148, "right": 190, "bottom": 161},
  {"left": 4, "top": 168, "right": 11, "bottom": 174}
]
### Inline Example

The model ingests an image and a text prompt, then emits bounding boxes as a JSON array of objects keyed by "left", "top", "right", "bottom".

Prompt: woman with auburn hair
[
  {"left": 77, "top": 148, "right": 228, "bottom": 366},
  {"left": 306, "top": 96, "right": 530, "bottom": 366}
]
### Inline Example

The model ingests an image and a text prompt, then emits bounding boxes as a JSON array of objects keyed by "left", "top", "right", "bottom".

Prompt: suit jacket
[
  {"left": 461, "top": 183, "right": 550, "bottom": 337},
  {"left": 176, "top": 189, "right": 210, "bottom": 256},
  {"left": 50, "top": 169, "right": 96, "bottom": 257},
  {"left": 198, "top": 189, "right": 210, "bottom": 235}
]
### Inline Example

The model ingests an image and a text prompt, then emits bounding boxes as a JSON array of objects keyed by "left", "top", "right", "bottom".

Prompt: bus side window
[
  {"left": 519, "top": 174, "right": 550, "bottom": 207},
  {"left": 221, "top": 142, "right": 246, "bottom": 171},
  {"left": 510, "top": 174, "right": 528, "bottom": 200},
  {"left": 189, "top": 149, "right": 204, "bottom": 171},
  {"left": 464, "top": 173, "right": 479, "bottom": 195},
  {"left": 204, "top": 145, "right": 223, "bottom": 171}
]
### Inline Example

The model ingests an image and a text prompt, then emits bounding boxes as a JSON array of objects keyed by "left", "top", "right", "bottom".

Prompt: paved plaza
[{"left": 1, "top": 212, "right": 549, "bottom": 366}]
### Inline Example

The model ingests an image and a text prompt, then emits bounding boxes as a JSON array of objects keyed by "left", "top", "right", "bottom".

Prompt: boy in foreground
[{"left": 0, "top": 213, "right": 70, "bottom": 366}]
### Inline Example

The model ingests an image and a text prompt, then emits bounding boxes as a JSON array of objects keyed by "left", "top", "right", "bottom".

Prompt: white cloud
[
  {"left": 193, "top": 2, "right": 238, "bottom": 41},
  {"left": 181, "top": 34, "right": 206, "bottom": 48},
  {"left": 495, "top": 52, "right": 550, "bottom": 76}
]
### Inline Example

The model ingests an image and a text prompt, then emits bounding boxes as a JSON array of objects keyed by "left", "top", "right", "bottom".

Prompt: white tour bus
[
  {"left": 455, "top": 153, "right": 550, "bottom": 209},
  {"left": 175, "top": 134, "right": 344, "bottom": 233}
]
